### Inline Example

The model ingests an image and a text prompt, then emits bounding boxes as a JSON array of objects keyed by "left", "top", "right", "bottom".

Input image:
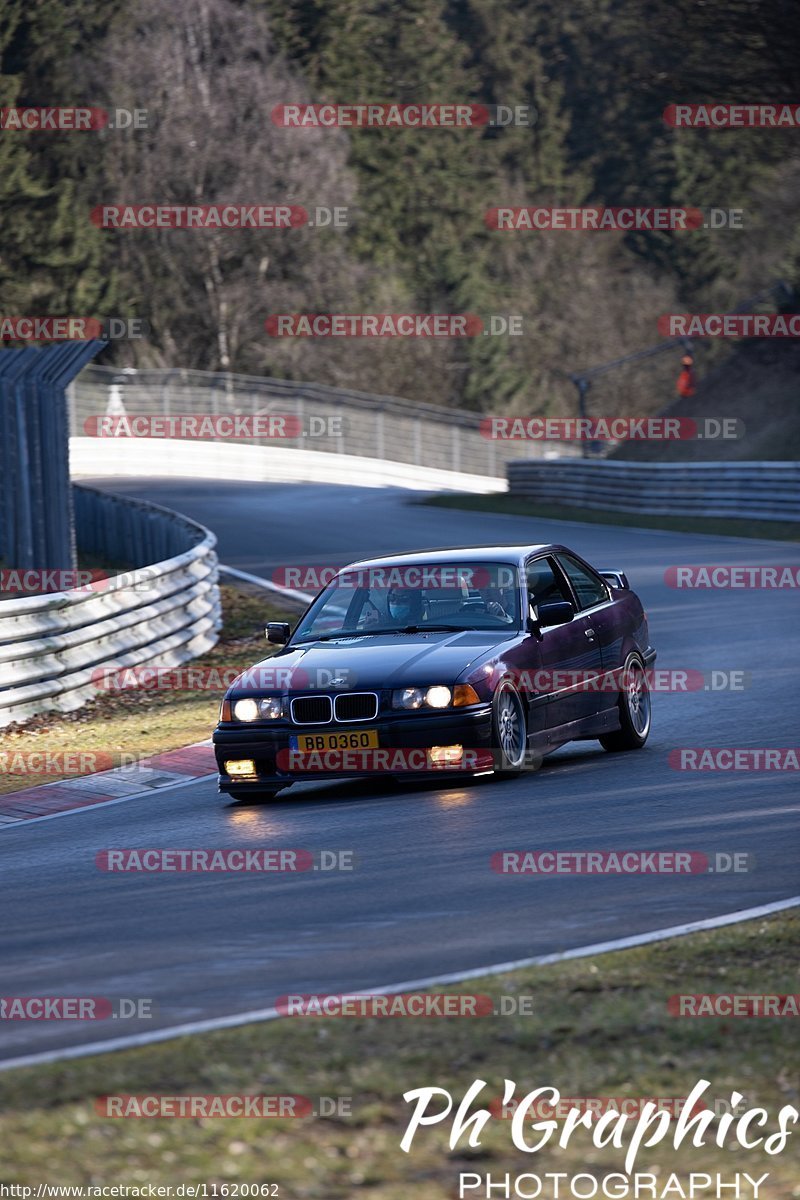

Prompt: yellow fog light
[
  {"left": 226, "top": 759, "right": 256, "bottom": 777},
  {"left": 429, "top": 744, "right": 464, "bottom": 766}
]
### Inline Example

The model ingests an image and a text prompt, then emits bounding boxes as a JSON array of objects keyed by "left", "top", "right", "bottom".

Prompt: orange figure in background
[{"left": 676, "top": 355, "right": 696, "bottom": 398}]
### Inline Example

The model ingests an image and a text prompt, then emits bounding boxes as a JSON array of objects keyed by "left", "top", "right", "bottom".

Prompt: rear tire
[
  {"left": 600, "top": 655, "right": 651, "bottom": 751},
  {"left": 492, "top": 681, "right": 527, "bottom": 775}
]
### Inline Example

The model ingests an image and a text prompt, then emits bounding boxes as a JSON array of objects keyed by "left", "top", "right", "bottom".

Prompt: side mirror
[
  {"left": 266, "top": 622, "right": 291, "bottom": 645},
  {"left": 538, "top": 600, "right": 575, "bottom": 626},
  {"left": 528, "top": 600, "right": 574, "bottom": 634}
]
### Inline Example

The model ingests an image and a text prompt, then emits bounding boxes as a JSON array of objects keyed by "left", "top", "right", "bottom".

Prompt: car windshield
[{"left": 292, "top": 561, "right": 521, "bottom": 643}]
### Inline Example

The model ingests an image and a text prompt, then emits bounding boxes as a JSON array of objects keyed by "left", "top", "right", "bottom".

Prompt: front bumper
[{"left": 213, "top": 705, "right": 494, "bottom": 792}]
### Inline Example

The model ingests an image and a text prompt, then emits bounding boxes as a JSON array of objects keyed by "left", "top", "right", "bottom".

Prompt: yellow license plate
[{"left": 292, "top": 729, "right": 380, "bottom": 753}]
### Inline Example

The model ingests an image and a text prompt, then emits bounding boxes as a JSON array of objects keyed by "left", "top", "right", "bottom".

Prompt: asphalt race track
[{"left": 1, "top": 479, "right": 798, "bottom": 1064}]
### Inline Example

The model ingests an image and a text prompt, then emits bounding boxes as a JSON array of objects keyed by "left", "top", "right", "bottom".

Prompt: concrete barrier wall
[
  {"left": 507, "top": 460, "right": 800, "bottom": 522},
  {"left": 69, "top": 437, "right": 507, "bottom": 493}
]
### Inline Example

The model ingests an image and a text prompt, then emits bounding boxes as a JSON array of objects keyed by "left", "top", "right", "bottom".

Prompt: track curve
[{"left": 1, "top": 479, "right": 797, "bottom": 1063}]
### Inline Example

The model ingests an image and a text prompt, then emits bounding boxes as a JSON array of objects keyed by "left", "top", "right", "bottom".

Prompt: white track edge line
[
  {"left": 0, "top": 771, "right": 217, "bottom": 829},
  {"left": 1, "top": 893, "right": 797, "bottom": 1073},
  {"left": 218, "top": 564, "right": 315, "bottom": 605}
]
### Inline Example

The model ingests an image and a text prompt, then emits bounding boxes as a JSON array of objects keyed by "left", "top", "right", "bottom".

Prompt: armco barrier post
[{"left": 0, "top": 341, "right": 106, "bottom": 571}]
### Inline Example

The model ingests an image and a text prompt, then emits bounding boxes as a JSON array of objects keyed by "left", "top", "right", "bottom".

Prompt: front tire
[
  {"left": 600, "top": 655, "right": 651, "bottom": 751},
  {"left": 492, "top": 681, "right": 527, "bottom": 775}
]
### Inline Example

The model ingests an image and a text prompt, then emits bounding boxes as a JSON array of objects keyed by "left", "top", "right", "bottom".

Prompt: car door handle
[{"left": 584, "top": 628, "right": 596, "bottom": 638}]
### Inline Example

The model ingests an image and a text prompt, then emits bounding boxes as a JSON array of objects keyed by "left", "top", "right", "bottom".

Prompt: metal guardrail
[
  {"left": 507, "top": 460, "right": 800, "bottom": 522},
  {"left": 70, "top": 366, "right": 579, "bottom": 476},
  {"left": 0, "top": 486, "right": 221, "bottom": 728}
]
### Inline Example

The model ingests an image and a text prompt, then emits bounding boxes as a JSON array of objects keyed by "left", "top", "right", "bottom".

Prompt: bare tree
[{"left": 95, "top": 0, "right": 357, "bottom": 371}]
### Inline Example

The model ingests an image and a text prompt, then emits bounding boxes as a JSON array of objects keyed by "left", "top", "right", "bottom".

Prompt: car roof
[{"left": 342, "top": 544, "right": 563, "bottom": 570}]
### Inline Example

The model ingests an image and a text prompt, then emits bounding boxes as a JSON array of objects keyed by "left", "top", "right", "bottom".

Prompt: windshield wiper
[
  {"left": 292, "top": 628, "right": 402, "bottom": 643},
  {"left": 398, "top": 624, "right": 464, "bottom": 633},
  {"left": 292, "top": 624, "right": 469, "bottom": 644}
]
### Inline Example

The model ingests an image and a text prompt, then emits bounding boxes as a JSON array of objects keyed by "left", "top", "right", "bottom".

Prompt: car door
[
  {"left": 523, "top": 554, "right": 604, "bottom": 730},
  {"left": 553, "top": 552, "right": 618, "bottom": 715}
]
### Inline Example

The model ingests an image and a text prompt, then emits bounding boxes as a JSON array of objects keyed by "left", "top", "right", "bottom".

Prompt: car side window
[
  {"left": 557, "top": 555, "right": 608, "bottom": 611},
  {"left": 525, "top": 557, "right": 571, "bottom": 609}
]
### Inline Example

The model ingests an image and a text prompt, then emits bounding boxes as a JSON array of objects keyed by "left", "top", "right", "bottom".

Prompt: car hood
[{"left": 230, "top": 630, "right": 520, "bottom": 694}]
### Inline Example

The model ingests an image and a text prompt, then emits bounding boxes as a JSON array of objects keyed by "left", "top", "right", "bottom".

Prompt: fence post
[
  {"left": 376, "top": 408, "right": 385, "bottom": 459},
  {"left": 452, "top": 425, "right": 461, "bottom": 473},
  {"left": 0, "top": 341, "right": 106, "bottom": 571}
]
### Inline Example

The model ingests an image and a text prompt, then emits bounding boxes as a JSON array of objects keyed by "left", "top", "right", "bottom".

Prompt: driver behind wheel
[
  {"left": 387, "top": 587, "right": 423, "bottom": 626},
  {"left": 482, "top": 586, "right": 514, "bottom": 622}
]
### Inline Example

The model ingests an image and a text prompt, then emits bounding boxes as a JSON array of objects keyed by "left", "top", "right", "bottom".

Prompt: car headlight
[
  {"left": 232, "top": 698, "right": 259, "bottom": 722},
  {"left": 392, "top": 684, "right": 480, "bottom": 710},
  {"left": 232, "top": 696, "right": 283, "bottom": 722}
]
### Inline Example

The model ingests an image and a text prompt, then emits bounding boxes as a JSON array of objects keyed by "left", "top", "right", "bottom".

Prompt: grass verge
[
  {"left": 421, "top": 493, "right": 800, "bottom": 542},
  {"left": 0, "top": 583, "right": 296, "bottom": 795},
  {"left": 0, "top": 911, "right": 797, "bottom": 1196}
]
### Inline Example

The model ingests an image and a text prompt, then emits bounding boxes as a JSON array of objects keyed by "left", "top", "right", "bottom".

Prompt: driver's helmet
[{"left": 387, "top": 587, "right": 423, "bottom": 624}]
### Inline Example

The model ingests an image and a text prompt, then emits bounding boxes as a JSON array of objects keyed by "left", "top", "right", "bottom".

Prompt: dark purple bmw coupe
[{"left": 213, "top": 544, "right": 656, "bottom": 800}]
